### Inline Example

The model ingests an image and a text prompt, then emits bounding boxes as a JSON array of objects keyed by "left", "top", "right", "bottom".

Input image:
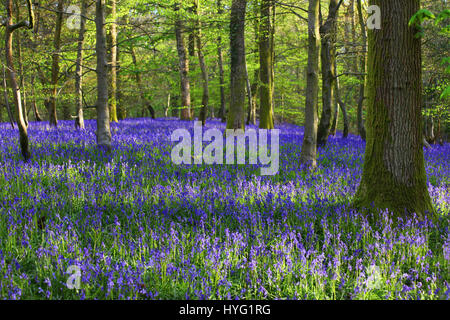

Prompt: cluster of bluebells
[{"left": 0, "top": 119, "right": 448, "bottom": 300}]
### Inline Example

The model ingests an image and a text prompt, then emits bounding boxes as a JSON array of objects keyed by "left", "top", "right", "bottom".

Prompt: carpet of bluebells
[{"left": 0, "top": 118, "right": 448, "bottom": 300}]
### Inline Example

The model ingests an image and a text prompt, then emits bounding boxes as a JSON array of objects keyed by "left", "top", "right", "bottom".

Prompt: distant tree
[
  {"left": 109, "top": 0, "right": 119, "bottom": 123},
  {"left": 355, "top": 0, "right": 434, "bottom": 219}
]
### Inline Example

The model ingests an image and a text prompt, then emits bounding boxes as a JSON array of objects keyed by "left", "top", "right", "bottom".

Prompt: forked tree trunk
[
  {"left": 30, "top": 75, "right": 42, "bottom": 122},
  {"left": 227, "top": 0, "right": 247, "bottom": 130},
  {"left": 75, "top": 0, "right": 87, "bottom": 129},
  {"left": 335, "top": 73, "right": 350, "bottom": 138},
  {"left": 175, "top": 3, "right": 191, "bottom": 121},
  {"left": 4, "top": 0, "right": 33, "bottom": 160},
  {"left": 96, "top": 0, "right": 112, "bottom": 151},
  {"left": 300, "top": 0, "right": 320, "bottom": 169},
  {"left": 354, "top": 0, "right": 434, "bottom": 219}
]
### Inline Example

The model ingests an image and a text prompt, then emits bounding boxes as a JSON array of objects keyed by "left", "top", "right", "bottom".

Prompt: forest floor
[{"left": 0, "top": 118, "right": 448, "bottom": 299}]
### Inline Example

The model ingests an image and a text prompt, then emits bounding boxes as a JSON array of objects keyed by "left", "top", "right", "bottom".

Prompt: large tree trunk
[
  {"left": 194, "top": 0, "right": 210, "bottom": 126},
  {"left": 317, "top": 0, "right": 340, "bottom": 146},
  {"left": 96, "top": 0, "right": 112, "bottom": 151},
  {"left": 175, "top": 3, "right": 191, "bottom": 121},
  {"left": 75, "top": 0, "right": 87, "bottom": 129},
  {"left": 4, "top": 0, "right": 33, "bottom": 160},
  {"left": 48, "top": 0, "right": 63, "bottom": 127},
  {"left": 258, "top": 0, "right": 274, "bottom": 129},
  {"left": 109, "top": 0, "right": 118, "bottom": 123},
  {"left": 356, "top": 0, "right": 366, "bottom": 140},
  {"left": 354, "top": 0, "right": 434, "bottom": 219},
  {"left": 300, "top": 0, "right": 320, "bottom": 169},
  {"left": 227, "top": 0, "right": 247, "bottom": 130}
]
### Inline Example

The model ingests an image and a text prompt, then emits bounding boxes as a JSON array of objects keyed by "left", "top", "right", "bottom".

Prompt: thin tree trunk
[
  {"left": 194, "top": 0, "right": 210, "bottom": 126},
  {"left": 75, "top": 0, "right": 87, "bottom": 129},
  {"left": 175, "top": 3, "right": 191, "bottom": 120},
  {"left": 300, "top": 0, "right": 320, "bottom": 169},
  {"left": 259, "top": 0, "right": 274, "bottom": 129},
  {"left": 96, "top": 0, "right": 112, "bottom": 151},
  {"left": 354, "top": 0, "right": 434, "bottom": 219},
  {"left": 217, "top": 1, "right": 226, "bottom": 122},
  {"left": 335, "top": 74, "right": 350, "bottom": 138},
  {"left": 4, "top": 0, "right": 33, "bottom": 160},
  {"left": 48, "top": 0, "right": 63, "bottom": 127},
  {"left": 109, "top": 0, "right": 118, "bottom": 123},
  {"left": 30, "top": 75, "right": 42, "bottom": 122},
  {"left": 356, "top": 0, "right": 366, "bottom": 140},
  {"left": 227, "top": 0, "right": 247, "bottom": 130},
  {"left": 15, "top": 0, "right": 27, "bottom": 127}
]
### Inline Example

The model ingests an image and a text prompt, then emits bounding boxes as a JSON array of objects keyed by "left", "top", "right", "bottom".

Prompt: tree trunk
[
  {"left": 75, "top": 0, "right": 87, "bottom": 129},
  {"left": 96, "top": 0, "right": 112, "bottom": 151},
  {"left": 48, "top": 0, "right": 63, "bottom": 127},
  {"left": 300, "top": 0, "right": 320, "bottom": 169},
  {"left": 175, "top": 3, "right": 191, "bottom": 121},
  {"left": 14, "top": 0, "right": 28, "bottom": 127},
  {"left": 317, "top": 0, "right": 339, "bottom": 146},
  {"left": 217, "top": 0, "right": 226, "bottom": 122},
  {"left": 356, "top": 0, "right": 366, "bottom": 140},
  {"left": 194, "top": 0, "right": 210, "bottom": 126},
  {"left": 109, "top": 0, "right": 118, "bottom": 123},
  {"left": 4, "top": 0, "right": 33, "bottom": 160},
  {"left": 3, "top": 66, "right": 15, "bottom": 128},
  {"left": 354, "top": 0, "right": 434, "bottom": 219},
  {"left": 227, "top": 0, "right": 247, "bottom": 130},
  {"left": 258, "top": 0, "right": 274, "bottom": 129}
]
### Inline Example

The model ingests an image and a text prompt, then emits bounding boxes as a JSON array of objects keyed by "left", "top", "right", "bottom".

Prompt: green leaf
[
  {"left": 435, "top": 9, "right": 450, "bottom": 24},
  {"left": 440, "top": 86, "right": 450, "bottom": 100},
  {"left": 409, "top": 9, "right": 435, "bottom": 27}
]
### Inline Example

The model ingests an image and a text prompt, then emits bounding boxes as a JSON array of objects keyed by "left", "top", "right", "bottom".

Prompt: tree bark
[
  {"left": 175, "top": 3, "right": 191, "bottom": 120},
  {"left": 354, "top": 0, "right": 434, "bottom": 219},
  {"left": 258, "top": 0, "right": 274, "bottom": 129},
  {"left": 300, "top": 0, "right": 320, "bottom": 169},
  {"left": 96, "top": 0, "right": 112, "bottom": 151},
  {"left": 335, "top": 74, "right": 350, "bottom": 138},
  {"left": 75, "top": 0, "right": 87, "bottom": 129},
  {"left": 227, "top": 0, "right": 247, "bottom": 130}
]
